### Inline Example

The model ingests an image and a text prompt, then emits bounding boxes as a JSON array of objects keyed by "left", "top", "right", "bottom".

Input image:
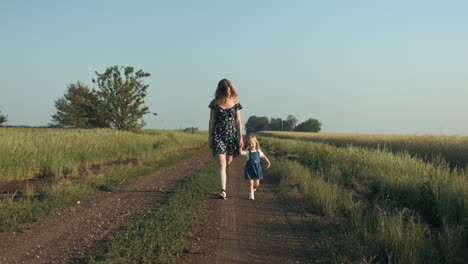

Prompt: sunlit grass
[
  {"left": 0, "top": 127, "right": 208, "bottom": 232},
  {"left": 259, "top": 131, "right": 468, "bottom": 168},
  {"left": 264, "top": 136, "right": 468, "bottom": 263},
  {"left": 0, "top": 128, "right": 206, "bottom": 181},
  {"left": 271, "top": 160, "right": 357, "bottom": 219}
]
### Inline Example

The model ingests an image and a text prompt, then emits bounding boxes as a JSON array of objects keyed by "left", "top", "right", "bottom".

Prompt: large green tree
[
  {"left": 294, "top": 118, "right": 322, "bottom": 132},
  {"left": 52, "top": 82, "right": 103, "bottom": 128},
  {"left": 93, "top": 66, "right": 151, "bottom": 130},
  {"left": 0, "top": 111, "right": 7, "bottom": 125}
]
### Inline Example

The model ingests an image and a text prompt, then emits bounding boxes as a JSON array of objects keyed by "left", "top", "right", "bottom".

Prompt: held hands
[{"left": 239, "top": 137, "right": 244, "bottom": 150}]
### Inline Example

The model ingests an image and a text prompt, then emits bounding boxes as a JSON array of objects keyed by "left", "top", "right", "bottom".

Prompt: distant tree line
[
  {"left": 245, "top": 114, "right": 321, "bottom": 134},
  {"left": 52, "top": 65, "right": 151, "bottom": 130},
  {"left": 0, "top": 111, "right": 7, "bottom": 125}
]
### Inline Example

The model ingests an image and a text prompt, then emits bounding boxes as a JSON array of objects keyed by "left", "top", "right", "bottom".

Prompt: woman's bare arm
[
  {"left": 236, "top": 109, "right": 243, "bottom": 149},
  {"left": 208, "top": 108, "right": 215, "bottom": 148}
]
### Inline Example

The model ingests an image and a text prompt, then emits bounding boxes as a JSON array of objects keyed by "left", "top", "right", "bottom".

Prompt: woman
[{"left": 208, "top": 79, "right": 244, "bottom": 199}]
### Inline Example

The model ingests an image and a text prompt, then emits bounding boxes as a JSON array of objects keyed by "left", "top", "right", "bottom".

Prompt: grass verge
[{"left": 89, "top": 163, "right": 217, "bottom": 263}]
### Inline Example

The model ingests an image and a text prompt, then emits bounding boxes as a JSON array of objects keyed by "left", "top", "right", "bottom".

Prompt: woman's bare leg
[
  {"left": 216, "top": 154, "right": 227, "bottom": 191},
  {"left": 226, "top": 155, "right": 233, "bottom": 183}
]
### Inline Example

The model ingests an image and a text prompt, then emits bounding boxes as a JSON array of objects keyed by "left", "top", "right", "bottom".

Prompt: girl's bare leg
[
  {"left": 253, "top": 179, "right": 260, "bottom": 191},
  {"left": 249, "top": 179, "right": 255, "bottom": 193}
]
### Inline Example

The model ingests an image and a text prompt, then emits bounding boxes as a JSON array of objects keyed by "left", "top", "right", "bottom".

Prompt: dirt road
[
  {"left": 0, "top": 151, "right": 212, "bottom": 263},
  {"left": 0, "top": 151, "right": 316, "bottom": 263},
  {"left": 185, "top": 156, "right": 316, "bottom": 264}
]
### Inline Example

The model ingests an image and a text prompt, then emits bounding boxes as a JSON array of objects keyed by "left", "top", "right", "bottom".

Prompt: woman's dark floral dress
[{"left": 209, "top": 102, "right": 243, "bottom": 158}]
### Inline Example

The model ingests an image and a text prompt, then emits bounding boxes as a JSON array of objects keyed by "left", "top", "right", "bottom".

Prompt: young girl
[
  {"left": 241, "top": 134, "right": 271, "bottom": 200},
  {"left": 208, "top": 79, "right": 244, "bottom": 200}
]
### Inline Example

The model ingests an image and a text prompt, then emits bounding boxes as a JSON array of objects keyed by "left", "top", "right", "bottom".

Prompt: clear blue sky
[{"left": 2, "top": 0, "right": 468, "bottom": 134}]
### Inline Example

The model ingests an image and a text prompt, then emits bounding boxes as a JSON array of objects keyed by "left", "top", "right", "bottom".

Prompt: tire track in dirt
[
  {"left": 186, "top": 157, "right": 316, "bottom": 264},
  {"left": 0, "top": 150, "right": 212, "bottom": 264}
]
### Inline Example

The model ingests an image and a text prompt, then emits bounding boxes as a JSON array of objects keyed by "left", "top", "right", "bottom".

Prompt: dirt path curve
[
  {"left": 0, "top": 150, "right": 212, "bottom": 264},
  {"left": 187, "top": 157, "right": 316, "bottom": 264}
]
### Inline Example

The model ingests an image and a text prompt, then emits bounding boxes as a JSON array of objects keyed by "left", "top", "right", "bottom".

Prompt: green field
[
  {"left": 3, "top": 128, "right": 468, "bottom": 262},
  {"left": 261, "top": 135, "right": 468, "bottom": 263},
  {"left": 0, "top": 128, "right": 207, "bottom": 232},
  {"left": 0, "top": 128, "right": 206, "bottom": 181},
  {"left": 259, "top": 131, "right": 468, "bottom": 168}
]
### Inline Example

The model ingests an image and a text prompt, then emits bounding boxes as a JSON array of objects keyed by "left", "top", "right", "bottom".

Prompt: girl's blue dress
[{"left": 244, "top": 150, "right": 263, "bottom": 180}]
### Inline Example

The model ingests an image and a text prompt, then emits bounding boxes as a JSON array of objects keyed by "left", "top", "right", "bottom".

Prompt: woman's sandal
[{"left": 218, "top": 189, "right": 227, "bottom": 200}]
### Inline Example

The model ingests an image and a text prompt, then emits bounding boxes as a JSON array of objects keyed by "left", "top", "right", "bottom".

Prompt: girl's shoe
[
  {"left": 248, "top": 192, "right": 255, "bottom": 200},
  {"left": 218, "top": 190, "right": 227, "bottom": 200}
]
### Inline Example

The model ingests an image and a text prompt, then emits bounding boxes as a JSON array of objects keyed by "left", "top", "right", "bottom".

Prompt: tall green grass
[
  {"left": 259, "top": 131, "right": 468, "bottom": 168},
  {"left": 272, "top": 160, "right": 357, "bottom": 219},
  {"left": 265, "top": 137, "right": 468, "bottom": 263},
  {"left": 0, "top": 128, "right": 207, "bottom": 232},
  {"left": 0, "top": 128, "right": 206, "bottom": 181}
]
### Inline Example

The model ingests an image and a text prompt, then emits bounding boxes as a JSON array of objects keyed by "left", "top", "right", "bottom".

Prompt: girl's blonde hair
[
  {"left": 246, "top": 134, "right": 260, "bottom": 150},
  {"left": 211, "top": 79, "right": 238, "bottom": 106}
]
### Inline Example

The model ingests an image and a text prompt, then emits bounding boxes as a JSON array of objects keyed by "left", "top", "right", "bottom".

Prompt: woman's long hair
[{"left": 212, "top": 79, "right": 237, "bottom": 106}]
